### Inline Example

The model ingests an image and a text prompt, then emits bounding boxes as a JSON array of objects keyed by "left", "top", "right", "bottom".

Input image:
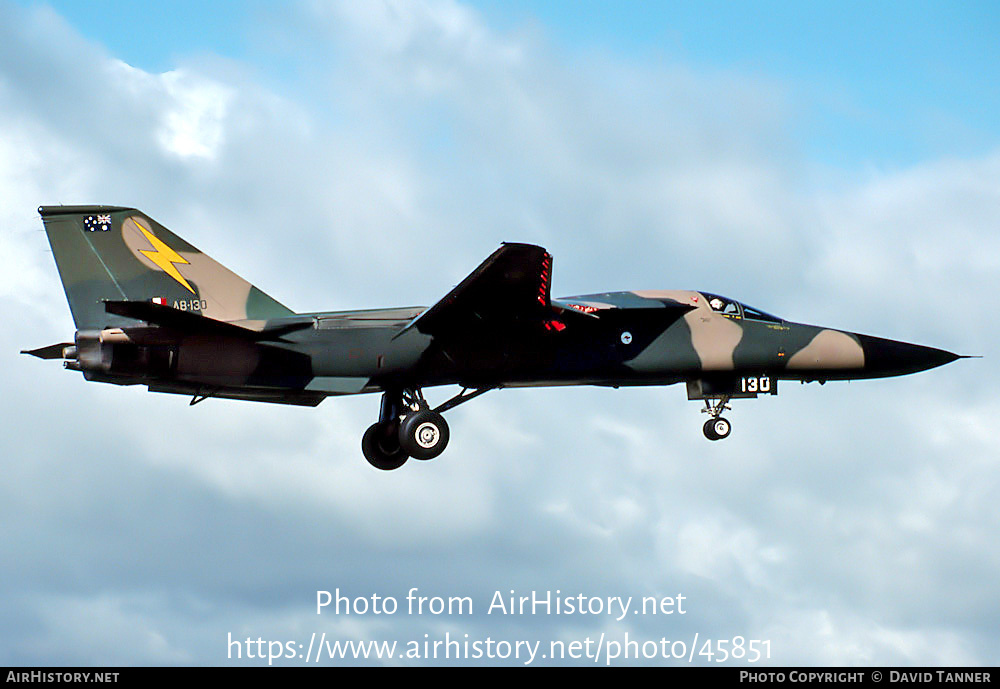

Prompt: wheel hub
[{"left": 415, "top": 422, "right": 440, "bottom": 448}]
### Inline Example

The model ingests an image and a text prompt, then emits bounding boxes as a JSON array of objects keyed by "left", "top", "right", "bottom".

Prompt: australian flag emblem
[{"left": 83, "top": 214, "right": 112, "bottom": 232}]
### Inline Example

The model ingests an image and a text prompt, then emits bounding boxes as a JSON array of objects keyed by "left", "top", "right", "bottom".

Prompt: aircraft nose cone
[{"left": 856, "top": 334, "right": 961, "bottom": 377}]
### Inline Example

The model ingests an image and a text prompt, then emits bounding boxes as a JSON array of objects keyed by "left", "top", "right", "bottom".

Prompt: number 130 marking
[{"left": 740, "top": 376, "right": 771, "bottom": 393}]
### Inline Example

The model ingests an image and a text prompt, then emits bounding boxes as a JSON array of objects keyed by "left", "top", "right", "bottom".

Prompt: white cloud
[
  {"left": 105, "top": 61, "right": 236, "bottom": 160},
  {"left": 807, "top": 152, "right": 1000, "bottom": 340},
  {"left": 312, "top": 0, "right": 523, "bottom": 92},
  {"left": 762, "top": 609, "right": 981, "bottom": 666},
  {"left": 19, "top": 594, "right": 192, "bottom": 665}
]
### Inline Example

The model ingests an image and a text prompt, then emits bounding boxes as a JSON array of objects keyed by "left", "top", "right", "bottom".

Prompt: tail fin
[{"left": 39, "top": 206, "right": 294, "bottom": 329}]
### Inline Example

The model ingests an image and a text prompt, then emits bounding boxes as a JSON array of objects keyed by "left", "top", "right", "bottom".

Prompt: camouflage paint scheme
[{"left": 25, "top": 206, "right": 965, "bottom": 462}]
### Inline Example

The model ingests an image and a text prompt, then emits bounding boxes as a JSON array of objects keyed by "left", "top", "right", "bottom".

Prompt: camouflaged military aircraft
[{"left": 25, "top": 206, "right": 967, "bottom": 470}]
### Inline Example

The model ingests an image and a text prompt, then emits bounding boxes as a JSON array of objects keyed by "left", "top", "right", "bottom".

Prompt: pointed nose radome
[{"left": 855, "top": 334, "right": 962, "bottom": 378}]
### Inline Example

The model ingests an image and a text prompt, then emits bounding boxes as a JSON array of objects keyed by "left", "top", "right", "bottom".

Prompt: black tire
[
  {"left": 362, "top": 422, "right": 408, "bottom": 470},
  {"left": 703, "top": 419, "right": 719, "bottom": 441},
  {"left": 398, "top": 410, "right": 450, "bottom": 460}
]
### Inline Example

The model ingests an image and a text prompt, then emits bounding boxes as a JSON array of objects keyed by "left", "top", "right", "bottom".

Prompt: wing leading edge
[{"left": 400, "top": 243, "right": 554, "bottom": 339}]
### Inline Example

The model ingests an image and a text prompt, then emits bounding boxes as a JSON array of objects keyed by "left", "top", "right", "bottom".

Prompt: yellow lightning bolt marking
[{"left": 134, "top": 219, "right": 196, "bottom": 294}]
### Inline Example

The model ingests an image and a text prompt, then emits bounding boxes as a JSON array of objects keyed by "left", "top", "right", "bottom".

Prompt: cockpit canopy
[{"left": 701, "top": 292, "right": 782, "bottom": 323}]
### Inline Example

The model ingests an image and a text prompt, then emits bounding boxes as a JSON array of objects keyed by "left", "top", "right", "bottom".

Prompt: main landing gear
[
  {"left": 701, "top": 396, "right": 733, "bottom": 441},
  {"left": 361, "top": 387, "right": 490, "bottom": 471}
]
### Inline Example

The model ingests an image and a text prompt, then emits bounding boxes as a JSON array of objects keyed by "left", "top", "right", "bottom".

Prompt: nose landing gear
[{"left": 701, "top": 396, "right": 733, "bottom": 441}]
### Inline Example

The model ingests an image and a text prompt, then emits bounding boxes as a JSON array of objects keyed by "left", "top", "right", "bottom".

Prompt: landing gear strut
[
  {"left": 701, "top": 396, "right": 733, "bottom": 441},
  {"left": 362, "top": 386, "right": 489, "bottom": 470},
  {"left": 361, "top": 390, "right": 409, "bottom": 471}
]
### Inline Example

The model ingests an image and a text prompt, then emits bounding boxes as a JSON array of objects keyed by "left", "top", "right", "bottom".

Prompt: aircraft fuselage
[
  {"left": 25, "top": 206, "right": 966, "bottom": 466},
  {"left": 68, "top": 289, "right": 958, "bottom": 398}
]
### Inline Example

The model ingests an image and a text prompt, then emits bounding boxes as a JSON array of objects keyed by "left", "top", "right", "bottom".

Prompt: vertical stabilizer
[{"left": 38, "top": 206, "right": 294, "bottom": 329}]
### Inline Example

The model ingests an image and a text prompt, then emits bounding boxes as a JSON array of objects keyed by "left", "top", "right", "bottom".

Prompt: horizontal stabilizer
[
  {"left": 147, "top": 383, "right": 326, "bottom": 407},
  {"left": 21, "top": 343, "right": 74, "bottom": 359},
  {"left": 104, "top": 301, "right": 311, "bottom": 341}
]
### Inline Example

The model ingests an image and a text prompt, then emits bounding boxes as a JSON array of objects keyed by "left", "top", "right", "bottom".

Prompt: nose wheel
[
  {"left": 703, "top": 416, "right": 732, "bottom": 441},
  {"left": 701, "top": 396, "right": 733, "bottom": 441}
]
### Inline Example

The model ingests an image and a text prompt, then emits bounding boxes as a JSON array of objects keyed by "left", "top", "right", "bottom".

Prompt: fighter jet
[{"left": 24, "top": 206, "right": 968, "bottom": 470}]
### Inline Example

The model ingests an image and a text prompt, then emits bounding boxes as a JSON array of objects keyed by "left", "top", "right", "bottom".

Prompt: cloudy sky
[{"left": 1, "top": 0, "right": 997, "bottom": 666}]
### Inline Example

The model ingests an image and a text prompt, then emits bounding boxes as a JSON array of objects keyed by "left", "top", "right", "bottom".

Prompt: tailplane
[{"left": 38, "top": 206, "right": 293, "bottom": 329}]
